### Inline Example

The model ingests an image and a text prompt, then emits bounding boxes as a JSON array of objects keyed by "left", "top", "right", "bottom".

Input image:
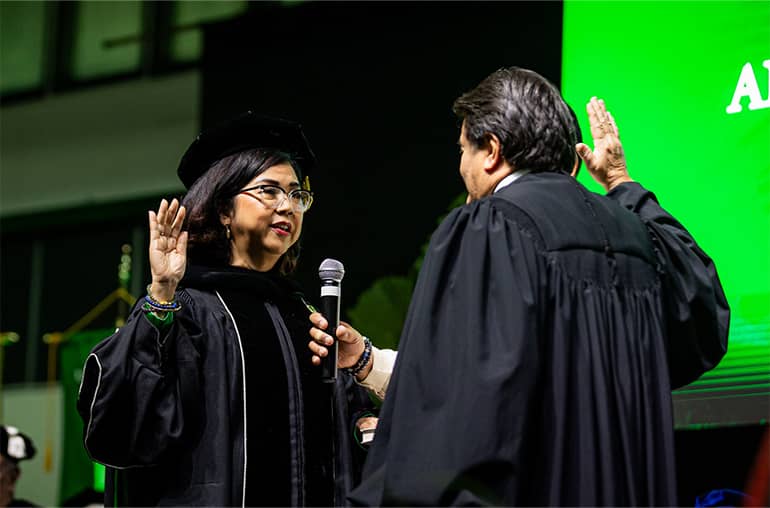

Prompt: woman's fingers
[
  {"left": 356, "top": 417, "right": 378, "bottom": 431},
  {"left": 164, "top": 199, "right": 179, "bottom": 234},
  {"left": 149, "top": 210, "right": 159, "bottom": 240},
  {"left": 157, "top": 199, "right": 169, "bottom": 234},
  {"left": 177, "top": 230, "right": 188, "bottom": 254},
  {"left": 170, "top": 205, "right": 186, "bottom": 238},
  {"left": 152, "top": 199, "right": 187, "bottom": 245}
]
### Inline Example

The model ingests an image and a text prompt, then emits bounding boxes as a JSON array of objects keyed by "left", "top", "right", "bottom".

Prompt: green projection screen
[{"left": 562, "top": 1, "right": 770, "bottom": 428}]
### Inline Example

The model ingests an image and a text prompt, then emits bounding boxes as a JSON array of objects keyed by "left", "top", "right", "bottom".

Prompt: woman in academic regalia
[{"left": 77, "top": 113, "right": 373, "bottom": 507}]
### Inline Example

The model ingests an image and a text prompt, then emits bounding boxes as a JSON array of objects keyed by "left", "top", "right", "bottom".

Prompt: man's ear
[{"left": 483, "top": 134, "right": 503, "bottom": 173}]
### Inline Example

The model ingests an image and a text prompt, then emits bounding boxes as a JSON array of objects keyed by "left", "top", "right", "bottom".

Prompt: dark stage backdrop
[{"left": 199, "top": 1, "right": 564, "bottom": 310}]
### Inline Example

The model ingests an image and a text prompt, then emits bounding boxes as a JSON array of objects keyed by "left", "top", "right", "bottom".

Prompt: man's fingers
[
  {"left": 607, "top": 111, "right": 619, "bottom": 137},
  {"left": 585, "top": 98, "right": 595, "bottom": 122},
  {"left": 589, "top": 97, "right": 609, "bottom": 122},
  {"left": 576, "top": 143, "right": 601, "bottom": 176},
  {"left": 595, "top": 98, "right": 609, "bottom": 123},
  {"left": 310, "top": 312, "right": 328, "bottom": 330},
  {"left": 576, "top": 143, "right": 593, "bottom": 164},
  {"left": 587, "top": 96, "right": 601, "bottom": 121},
  {"left": 593, "top": 98, "right": 615, "bottom": 137},
  {"left": 586, "top": 98, "right": 606, "bottom": 138},
  {"left": 311, "top": 355, "right": 321, "bottom": 366},
  {"left": 308, "top": 340, "right": 328, "bottom": 357},
  {"left": 337, "top": 321, "right": 361, "bottom": 344},
  {"left": 337, "top": 324, "right": 353, "bottom": 343},
  {"left": 310, "top": 327, "right": 334, "bottom": 346}
]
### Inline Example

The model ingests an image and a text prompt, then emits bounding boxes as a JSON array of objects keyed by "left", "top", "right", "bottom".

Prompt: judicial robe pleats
[{"left": 350, "top": 173, "right": 728, "bottom": 506}]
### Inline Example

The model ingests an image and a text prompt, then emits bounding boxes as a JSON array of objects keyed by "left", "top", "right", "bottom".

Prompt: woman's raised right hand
[{"left": 148, "top": 198, "right": 188, "bottom": 302}]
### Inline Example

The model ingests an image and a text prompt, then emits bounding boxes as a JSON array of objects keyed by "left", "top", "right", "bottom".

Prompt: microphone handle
[{"left": 319, "top": 282, "right": 340, "bottom": 383}]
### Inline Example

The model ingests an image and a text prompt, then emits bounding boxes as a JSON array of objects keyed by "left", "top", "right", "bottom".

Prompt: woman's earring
[{"left": 225, "top": 224, "right": 231, "bottom": 240}]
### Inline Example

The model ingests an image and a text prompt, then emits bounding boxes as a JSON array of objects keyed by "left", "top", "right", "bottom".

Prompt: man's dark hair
[
  {"left": 452, "top": 67, "right": 578, "bottom": 174},
  {"left": 181, "top": 148, "right": 301, "bottom": 274},
  {"left": 566, "top": 102, "right": 583, "bottom": 177}
]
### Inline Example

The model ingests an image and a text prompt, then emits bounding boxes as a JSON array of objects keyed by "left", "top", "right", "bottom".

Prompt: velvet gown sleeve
[
  {"left": 349, "top": 199, "right": 543, "bottom": 506},
  {"left": 607, "top": 182, "right": 730, "bottom": 388},
  {"left": 77, "top": 298, "right": 203, "bottom": 468}
]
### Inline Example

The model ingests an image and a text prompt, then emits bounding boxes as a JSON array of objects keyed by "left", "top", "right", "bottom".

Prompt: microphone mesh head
[{"left": 318, "top": 258, "right": 345, "bottom": 282}]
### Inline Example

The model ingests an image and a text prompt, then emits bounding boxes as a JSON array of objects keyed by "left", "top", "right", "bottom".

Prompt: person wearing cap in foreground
[
  {"left": 0, "top": 425, "right": 37, "bottom": 508},
  {"left": 309, "top": 67, "right": 730, "bottom": 505},
  {"left": 77, "top": 113, "right": 376, "bottom": 507}
]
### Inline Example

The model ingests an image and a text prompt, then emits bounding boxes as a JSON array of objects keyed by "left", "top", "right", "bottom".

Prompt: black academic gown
[
  {"left": 77, "top": 266, "right": 373, "bottom": 507},
  {"left": 350, "top": 172, "right": 729, "bottom": 506}
]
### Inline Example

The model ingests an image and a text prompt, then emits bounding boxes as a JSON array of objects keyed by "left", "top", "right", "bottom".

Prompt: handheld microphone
[{"left": 318, "top": 258, "right": 345, "bottom": 383}]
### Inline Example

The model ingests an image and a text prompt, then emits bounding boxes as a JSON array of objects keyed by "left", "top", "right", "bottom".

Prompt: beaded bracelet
[
  {"left": 344, "top": 336, "right": 372, "bottom": 377},
  {"left": 144, "top": 284, "right": 182, "bottom": 313},
  {"left": 141, "top": 302, "right": 175, "bottom": 326},
  {"left": 143, "top": 294, "right": 182, "bottom": 313}
]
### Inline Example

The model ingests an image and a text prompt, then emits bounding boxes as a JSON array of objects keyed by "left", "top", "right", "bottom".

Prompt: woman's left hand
[
  {"left": 356, "top": 416, "right": 378, "bottom": 446},
  {"left": 357, "top": 416, "right": 378, "bottom": 431}
]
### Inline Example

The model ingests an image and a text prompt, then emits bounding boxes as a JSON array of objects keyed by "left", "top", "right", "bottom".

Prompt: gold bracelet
[{"left": 146, "top": 284, "right": 174, "bottom": 305}]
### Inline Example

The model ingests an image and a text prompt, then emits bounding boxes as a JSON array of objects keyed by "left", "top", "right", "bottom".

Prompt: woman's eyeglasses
[{"left": 239, "top": 184, "right": 314, "bottom": 213}]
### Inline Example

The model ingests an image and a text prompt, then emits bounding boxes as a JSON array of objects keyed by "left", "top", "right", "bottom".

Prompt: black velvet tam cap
[
  {"left": 177, "top": 112, "right": 317, "bottom": 189},
  {"left": 0, "top": 425, "right": 36, "bottom": 464}
]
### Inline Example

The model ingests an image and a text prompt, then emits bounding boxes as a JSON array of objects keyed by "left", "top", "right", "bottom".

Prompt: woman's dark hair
[
  {"left": 452, "top": 67, "right": 578, "bottom": 174},
  {"left": 181, "top": 148, "right": 302, "bottom": 274}
]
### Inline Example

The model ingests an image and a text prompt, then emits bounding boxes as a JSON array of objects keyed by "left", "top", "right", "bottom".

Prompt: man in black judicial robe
[{"left": 333, "top": 69, "right": 730, "bottom": 505}]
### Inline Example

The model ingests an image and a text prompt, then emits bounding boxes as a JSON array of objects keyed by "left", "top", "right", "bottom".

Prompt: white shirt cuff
[{"left": 357, "top": 346, "right": 396, "bottom": 400}]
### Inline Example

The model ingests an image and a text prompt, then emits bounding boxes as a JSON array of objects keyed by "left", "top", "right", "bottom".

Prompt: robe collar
[
  {"left": 181, "top": 264, "right": 307, "bottom": 306},
  {"left": 494, "top": 169, "right": 531, "bottom": 194}
]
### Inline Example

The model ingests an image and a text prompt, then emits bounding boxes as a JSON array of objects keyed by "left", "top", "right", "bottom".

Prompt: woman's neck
[{"left": 229, "top": 251, "right": 279, "bottom": 272}]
